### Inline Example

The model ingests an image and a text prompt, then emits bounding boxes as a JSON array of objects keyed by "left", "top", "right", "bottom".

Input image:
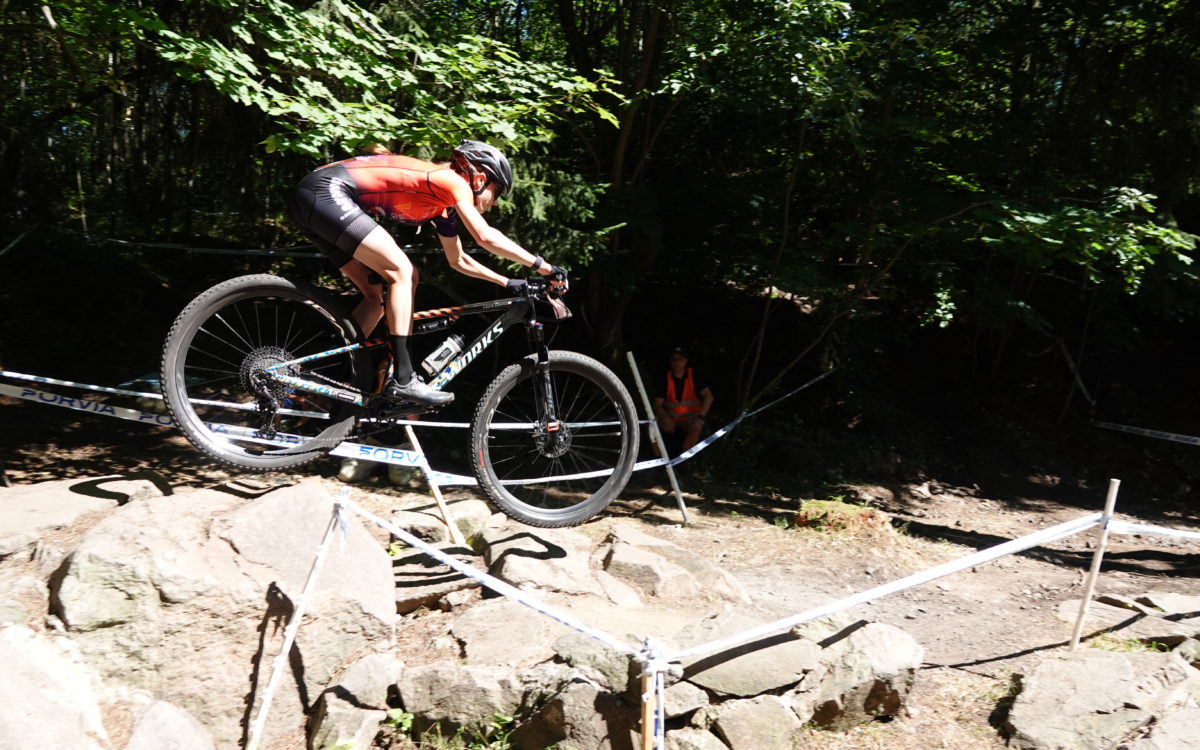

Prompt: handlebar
[
  {"left": 523, "top": 267, "right": 572, "bottom": 320},
  {"left": 524, "top": 266, "right": 569, "bottom": 300}
]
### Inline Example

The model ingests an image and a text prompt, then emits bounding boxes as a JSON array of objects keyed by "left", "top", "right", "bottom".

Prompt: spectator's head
[{"left": 669, "top": 346, "right": 688, "bottom": 374}]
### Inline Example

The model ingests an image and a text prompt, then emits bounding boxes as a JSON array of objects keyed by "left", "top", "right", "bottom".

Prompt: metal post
[
  {"left": 1070, "top": 478, "right": 1121, "bottom": 650},
  {"left": 625, "top": 352, "right": 689, "bottom": 526}
]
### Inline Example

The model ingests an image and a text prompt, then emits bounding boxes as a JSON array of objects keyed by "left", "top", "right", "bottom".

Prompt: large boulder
[
  {"left": 394, "top": 660, "right": 574, "bottom": 737},
  {"left": 1005, "top": 649, "right": 1199, "bottom": 750},
  {"left": 481, "top": 519, "right": 611, "bottom": 598},
  {"left": 50, "top": 482, "right": 397, "bottom": 748},
  {"left": 309, "top": 652, "right": 403, "bottom": 750},
  {"left": 703, "top": 695, "right": 804, "bottom": 750},
  {"left": 0, "top": 624, "right": 111, "bottom": 750},
  {"left": 675, "top": 611, "right": 821, "bottom": 697},
  {"left": 508, "top": 678, "right": 640, "bottom": 750},
  {"left": 0, "top": 475, "right": 163, "bottom": 559},
  {"left": 124, "top": 699, "right": 215, "bottom": 750},
  {"left": 600, "top": 524, "right": 747, "bottom": 604},
  {"left": 798, "top": 620, "right": 925, "bottom": 729}
]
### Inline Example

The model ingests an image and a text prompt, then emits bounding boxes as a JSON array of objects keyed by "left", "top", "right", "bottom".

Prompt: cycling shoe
[{"left": 381, "top": 374, "right": 454, "bottom": 407}]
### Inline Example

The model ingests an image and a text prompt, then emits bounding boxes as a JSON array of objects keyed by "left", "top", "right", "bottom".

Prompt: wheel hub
[{"left": 534, "top": 424, "right": 573, "bottom": 459}]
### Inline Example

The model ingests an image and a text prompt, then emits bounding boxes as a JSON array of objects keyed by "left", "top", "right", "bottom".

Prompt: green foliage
[{"left": 128, "top": 0, "right": 616, "bottom": 157}]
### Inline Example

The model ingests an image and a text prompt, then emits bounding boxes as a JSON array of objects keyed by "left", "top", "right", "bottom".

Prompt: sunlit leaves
[{"left": 130, "top": 0, "right": 616, "bottom": 157}]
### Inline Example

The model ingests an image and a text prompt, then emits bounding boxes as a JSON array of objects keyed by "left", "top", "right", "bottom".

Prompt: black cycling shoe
[{"left": 381, "top": 375, "right": 454, "bottom": 407}]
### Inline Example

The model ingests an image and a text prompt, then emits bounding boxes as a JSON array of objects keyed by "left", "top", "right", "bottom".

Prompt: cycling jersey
[{"left": 289, "top": 154, "right": 473, "bottom": 268}]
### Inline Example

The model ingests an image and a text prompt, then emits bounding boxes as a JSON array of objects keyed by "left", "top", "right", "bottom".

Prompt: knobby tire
[{"left": 470, "top": 351, "right": 639, "bottom": 527}]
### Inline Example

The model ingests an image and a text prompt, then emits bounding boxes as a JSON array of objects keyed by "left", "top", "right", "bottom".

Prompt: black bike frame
[{"left": 262, "top": 295, "right": 543, "bottom": 409}]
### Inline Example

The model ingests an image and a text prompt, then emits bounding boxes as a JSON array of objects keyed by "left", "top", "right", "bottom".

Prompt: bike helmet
[{"left": 451, "top": 140, "right": 513, "bottom": 197}]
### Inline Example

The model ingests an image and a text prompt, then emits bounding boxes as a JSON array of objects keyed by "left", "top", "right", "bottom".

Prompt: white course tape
[
  {"left": 1107, "top": 519, "right": 1200, "bottom": 543},
  {"left": 329, "top": 441, "right": 476, "bottom": 487},
  {"left": 0, "top": 382, "right": 176, "bottom": 427},
  {"left": 662, "top": 369, "right": 838, "bottom": 468},
  {"left": 668, "top": 512, "right": 1104, "bottom": 661},
  {"left": 1, "top": 368, "right": 163, "bottom": 400},
  {"left": 1093, "top": 421, "right": 1200, "bottom": 447},
  {"left": 338, "top": 498, "right": 641, "bottom": 659}
]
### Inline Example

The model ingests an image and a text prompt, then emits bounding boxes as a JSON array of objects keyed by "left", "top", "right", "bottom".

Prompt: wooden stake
[
  {"left": 404, "top": 424, "right": 466, "bottom": 547},
  {"left": 1070, "top": 478, "right": 1120, "bottom": 650}
]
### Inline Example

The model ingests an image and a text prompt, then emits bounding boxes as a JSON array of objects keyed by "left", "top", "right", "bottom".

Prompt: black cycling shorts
[{"left": 288, "top": 164, "right": 380, "bottom": 268}]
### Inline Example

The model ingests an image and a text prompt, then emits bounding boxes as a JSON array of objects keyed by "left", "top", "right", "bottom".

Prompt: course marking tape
[
  {"left": 1107, "top": 519, "right": 1200, "bottom": 542},
  {"left": 0, "top": 382, "right": 176, "bottom": 427},
  {"left": 339, "top": 498, "right": 641, "bottom": 659},
  {"left": 667, "top": 512, "right": 1104, "bottom": 661},
  {"left": 1093, "top": 421, "right": 1200, "bottom": 447}
]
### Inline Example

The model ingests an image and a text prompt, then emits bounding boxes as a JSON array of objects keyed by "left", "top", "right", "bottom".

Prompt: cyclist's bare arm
[
  {"left": 438, "top": 232, "right": 508, "bottom": 287},
  {"left": 454, "top": 199, "right": 566, "bottom": 291}
]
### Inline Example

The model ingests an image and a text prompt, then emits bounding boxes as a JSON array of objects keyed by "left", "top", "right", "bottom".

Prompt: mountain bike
[{"left": 159, "top": 273, "right": 639, "bottom": 527}]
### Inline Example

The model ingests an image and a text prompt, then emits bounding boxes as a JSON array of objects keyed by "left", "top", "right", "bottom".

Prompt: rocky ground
[{"left": 3, "top": 389, "right": 1200, "bottom": 749}]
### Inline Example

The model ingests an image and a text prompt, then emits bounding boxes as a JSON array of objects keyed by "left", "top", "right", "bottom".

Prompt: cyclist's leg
[
  {"left": 347, "top": 228, "right": 417, "bottom": 335},
  {"left": 339, "top": 259, "right": 386, "bottom": 337},
  {"left": 351, "top": 227, "right": 452, "bottom": 405}
]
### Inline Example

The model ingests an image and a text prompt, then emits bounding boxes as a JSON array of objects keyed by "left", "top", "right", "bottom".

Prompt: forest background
[{"left": 2, "top": 0, "right": 1199, "bottom": 492}]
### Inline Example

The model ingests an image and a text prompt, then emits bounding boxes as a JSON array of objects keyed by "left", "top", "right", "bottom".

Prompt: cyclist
[{"left": 288, "top": 140, "right": 564, "bottom": 406}]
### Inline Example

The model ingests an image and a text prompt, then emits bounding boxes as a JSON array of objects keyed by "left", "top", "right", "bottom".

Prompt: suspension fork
[{"left": 527, "top": 320, "right": 561, "bottom": 433}]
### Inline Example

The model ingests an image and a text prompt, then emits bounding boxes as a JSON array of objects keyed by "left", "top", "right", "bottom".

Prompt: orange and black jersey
[{"left": 322, "top": 154, "right": 473, "bottom": 230}]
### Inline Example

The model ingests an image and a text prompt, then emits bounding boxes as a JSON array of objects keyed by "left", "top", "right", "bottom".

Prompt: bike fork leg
[{"left": 529, "top": 322, "right": 559, "bottom": 429}]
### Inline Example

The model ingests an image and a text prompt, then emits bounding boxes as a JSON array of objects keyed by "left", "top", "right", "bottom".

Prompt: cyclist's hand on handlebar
[
  {"left": 505, "top": 278, "right": 528, "bottom": 296},
  {"left": 547, "top": 265, "right": 569, "bottom": 295}
]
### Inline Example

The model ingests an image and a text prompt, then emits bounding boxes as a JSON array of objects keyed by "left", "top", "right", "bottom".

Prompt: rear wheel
[
  {"left": 470, "top": 351, "right": 639, "bottom": 527},
  {"left": 160, "top": 274, "right": 366, "bottom": 471}
]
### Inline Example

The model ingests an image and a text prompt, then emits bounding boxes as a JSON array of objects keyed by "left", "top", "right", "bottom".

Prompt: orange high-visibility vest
[{"left": 664, "top": 369, "right": 702, "bottom": 421}]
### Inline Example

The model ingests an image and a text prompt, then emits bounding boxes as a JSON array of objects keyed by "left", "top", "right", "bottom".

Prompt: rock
[
  {"left": 51, "top": 482, "right": 397, "bottom": 748},
  {"left": 325, "top": 651, "right": 403, "bottom": 708},
  {"left": 0, "top": 625, "right": 109, "bottom": 750},
  {"left": 706, "top": 695, "right": 803, "bottom": 750},
  {"left": 1122, "top": 706, "right": 1200, "bottom": 749},
  {"left": 554, "top": 630, "right": 638, "bottom": 695},
  {"left": 451, "top": 597, "right": 568, "bottom": 667},
  {"left": 393, "top": 544, "right": 482, "bottom": 615},
  {"left": 0, "top": 594, "right": 26, "bottom": 625},
  {"left": 664, "top": 680, "right": 710, "bottom": 719},
  {"left": 1175, "top": 638, "right": 1200, "bottom": 668},
  {"left": 1137, "top": 592, "right": 1200, "bottom": 618},
  {"left": 803, "top": 621, "right": 924, "bottom": 729},
  {"left": 667, "top": 726, "right": 729, "bottom": 750},
  {"left": 481, "top": 521, "right": 608, "bottom": 598},
  {"left": 395, "top": 661, "right": 573, "bottom": 737},
  {"left": 675, "top": 611, "right": 820, "bottom": 697},
  {"left": 1058, "top": 599, "right": 1200, "bottom": 648},
  {"left": 391, "top": 498, "right": 494, "bottom": 545},
  {"left": 124, "top": 700, "right": 214, "bottom": 750},
  {"left": 0, "top": 476, "right": 162, "bottom": 558},
  {"left": 508, "top": 678, "right": 639, "bottom": 750},
  {"left": 601, "top": 524, "right": 747, "bottom": 604},
  {"left": 1005, "top": 649, "right": 1197, "bottom": 750},
  {"left": 604, "top": 541, "right": 703, "bottom": 599}
]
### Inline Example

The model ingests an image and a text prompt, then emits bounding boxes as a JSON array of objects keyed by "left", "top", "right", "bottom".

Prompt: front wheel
[{"left": 470, "top": 351, "right": 640, "bottom": 527}]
